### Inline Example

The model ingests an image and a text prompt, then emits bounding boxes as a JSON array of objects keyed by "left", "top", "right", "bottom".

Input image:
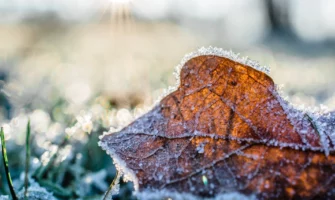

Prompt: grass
[
  {"left": 1, "top": 127, "right": 18, "bottom": 200},
  {"left": 103, "top": 170, "right": 120, "bottom": 200},
  {"left": 24, "top": 120, "right": 31, "bottom": 198},
  {"left": 0, "top": 119, "right": 135, "bottom": 199}
]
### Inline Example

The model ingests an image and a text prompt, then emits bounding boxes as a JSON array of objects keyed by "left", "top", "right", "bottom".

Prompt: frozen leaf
[{"left": 100, "top": 48, "right": 335, "bottom": 199}]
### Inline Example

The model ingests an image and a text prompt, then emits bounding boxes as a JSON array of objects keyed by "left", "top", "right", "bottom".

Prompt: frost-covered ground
[{"left": 0, "top": 18, "right": 335, "bottom": 199}]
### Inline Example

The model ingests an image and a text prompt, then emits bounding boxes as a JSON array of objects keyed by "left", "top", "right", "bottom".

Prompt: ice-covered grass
[{"left": 0, "top": 99, "right": 139, "bottom": 199}]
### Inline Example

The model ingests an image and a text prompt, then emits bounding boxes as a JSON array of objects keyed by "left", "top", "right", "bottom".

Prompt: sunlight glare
[{"left": 109, "top": 0, "right": 131, "bottom": 3}]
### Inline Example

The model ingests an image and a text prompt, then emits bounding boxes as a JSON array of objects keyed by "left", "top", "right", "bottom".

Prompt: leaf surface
[{"left": 100, "top": 51, "right": 335, "bottom": 199}]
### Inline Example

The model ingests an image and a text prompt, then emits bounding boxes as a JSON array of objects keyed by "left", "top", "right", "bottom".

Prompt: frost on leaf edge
[
  {"left": 156, "top": 46, "right": 270, "bottom": 104},
  {"left": 136, "top": 189, "right": 256, "bottom": 200},
  {"left": 98, "top": 139, "right": 139, "bottom": 192},
  {"left": 173, "top": 46, "right": 270, "bottom": 85}
]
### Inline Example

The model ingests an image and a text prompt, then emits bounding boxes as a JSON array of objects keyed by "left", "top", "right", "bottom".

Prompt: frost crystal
[
  {"left": 18, "top": 185, "right": 56, "bottom": 200},
  {"left": 83, "top": 169, "right": 108, "bottom": 192},
  {"left": 156, "top": 47, "right": 270, "bottom": 103},
  {"left": 196, "top": 143, "right": 205, "bottom": 154},
  {"left": 136, "top": 190, "right": 255, "bottom": 200},
  {"left": 173, "top": 46, "right": 270, "bottom": 88},
  {"left": 98, "top": 139, "right": 139, "bottom": 191}
]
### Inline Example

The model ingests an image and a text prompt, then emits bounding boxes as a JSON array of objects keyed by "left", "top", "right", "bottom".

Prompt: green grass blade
[
  {"left": 103, "top": 170, "right": 120, "bottom": 200},
  {"left": 1, "top": 127, "right": 18, "bottom": 200},
  {"left": 24, "top": 120, "right": 31, "bottom": 198}
]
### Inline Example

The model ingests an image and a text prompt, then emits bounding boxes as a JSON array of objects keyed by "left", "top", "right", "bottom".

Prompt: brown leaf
[{"left": 100, "top": 49, "right": 335, "bottom": 199}]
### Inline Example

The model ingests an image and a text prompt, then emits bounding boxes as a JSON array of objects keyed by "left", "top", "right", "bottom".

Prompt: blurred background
[
  {"left": 0, "top": 0, "right": 334, "bottom": 199},
  {"left": 1, "top": 0, "right": 335, "bottom": 117}
]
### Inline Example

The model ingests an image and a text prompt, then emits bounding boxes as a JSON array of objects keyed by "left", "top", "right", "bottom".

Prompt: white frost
[
  {"left": 17, "top": 185, "right": 56, "bottom": 200},
  {"left": 136, "top": 190, "right": 256, "bottom": 200},
  {"left": 174, "top": 46, "right": 270, "bottom": 87},
  {"left": 156, "top": 46, "right": 270, "bottom": 103},
  {"left": 98, "top": 140, "right": 139, "bottom": 191}
]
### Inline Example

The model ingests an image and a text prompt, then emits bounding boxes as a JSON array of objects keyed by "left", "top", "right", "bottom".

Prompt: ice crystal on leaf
[
  {"left": 99, "top": 47, "right": 335, "bottom": 199},
  {"left": 136, "top": 190, "right": 255, "bottom": 200}
]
